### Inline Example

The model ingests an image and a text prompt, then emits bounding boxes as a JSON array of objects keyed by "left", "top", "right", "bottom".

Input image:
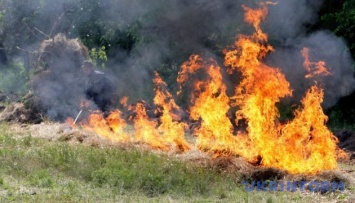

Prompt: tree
[{"left": 321, "top": 0, "right": 355, "bottom": 57}]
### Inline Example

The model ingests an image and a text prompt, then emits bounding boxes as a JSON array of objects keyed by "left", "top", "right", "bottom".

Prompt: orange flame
[
  {"left": 68, "top": 2, "right": 342, "bottom": 175},
  {"left": 177, "top": 55, "right": 204, "bottom": 95},
  {"left": 153, "top": 72, "right": 191, "bottom": 152},
  {"left": 177, "top": 55, "right": 257, "bottom": 160},
  {"left": 131, "top": 102, "right": 170, "bottom": 150},
  {"left": 65, "top": 117, "right": 75, "bottom": 127},
  {"left": 120, "top": 96, "right": 129, "bottom": 107},
  {"left": 222, "top": 4, "right": 339, "bottom": 174},
  {"left": 86, "top": 110, "right": 130, "bottom": 142},
  {"left": 224, "top": 3, "right": 292, "bottom": 165},
  {"left": 301, "top": 47, "right": 332, "bottom": 78},
  {"left": 279, "top": 86, "right": 338, "bottom": 174}
]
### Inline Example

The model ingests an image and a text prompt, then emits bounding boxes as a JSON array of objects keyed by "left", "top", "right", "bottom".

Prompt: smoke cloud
[
  {"left": 263, "top": 0, "right": 355, "bottom": 107},
  {"left": 1, "top": 0, "right": 354, "bottom": 120}
]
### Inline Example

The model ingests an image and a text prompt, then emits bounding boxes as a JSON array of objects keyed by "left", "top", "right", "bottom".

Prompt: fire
[
  {"left": 182, "top": 57, "right": 235, "bottom": 152},
  {"left": 120, "top": 96, "right": 128, "bottom": 107},
  {"left": 65, "top": 117, "right": 75, "bottom": 127},
  {"left": 78, "top": 72, "right": 190, "bottom": 151},
  {"left": 177, "top": 55, "right": 204, "bottom": 95},
  {"left": 280, "top": 86, "right": 338, "bottom": 173},
  {"left": 153, "top": 72, "right": 191, "bottom": 152},
  {"left": 178, "top": 56, "right": 256, "bottom": 160},
  {"left": 130, "top": 72, "right": 192, "bottom": 151},
  {"left": 86, "top": 111, "right": 130, "bottom": 142},
  {"left": 69, "top": 2, "right": 343, "bottom": 175},
  {"left": 224, "top": 3, "right": 292, "bottom": 165},
  {"left": 130, "top": 102, "right": 170, "bottom": 150},
  {"left": 301, "top": 47, "right": 332, "bottom": 78},
  {"left": 222, "top": 3, "right": 339, "bottom": 174}
]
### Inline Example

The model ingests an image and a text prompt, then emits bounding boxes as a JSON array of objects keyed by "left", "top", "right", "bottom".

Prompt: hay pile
[{"left": 29, "top": 33, "right": 90, "bottom": 121}]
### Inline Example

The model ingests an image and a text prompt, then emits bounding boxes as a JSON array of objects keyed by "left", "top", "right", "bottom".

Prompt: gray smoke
[
  {"left": 263, "top": 0, "right": 355, "bottom": 108},
  {"left": 1, "top": 0, "right": 354, "bottom": 120},
  {"left": 265, "top": 0, "right": 324, "bottom": 40},
  {"left": 109, "top": 0, "right": 355, "bottom": 108},
  {"left": 267, "top": 31, "right": 355, "bottom": 108}
]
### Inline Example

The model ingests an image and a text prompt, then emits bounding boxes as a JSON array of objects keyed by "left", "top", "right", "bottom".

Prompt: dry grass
[{"left": 2, "top": 122, "right": 355, "bottom": 202}]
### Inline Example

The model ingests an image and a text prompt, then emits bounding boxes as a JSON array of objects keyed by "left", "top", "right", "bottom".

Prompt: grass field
[{"left": 0, "top": 123, "right": 354, "bottom": 202}]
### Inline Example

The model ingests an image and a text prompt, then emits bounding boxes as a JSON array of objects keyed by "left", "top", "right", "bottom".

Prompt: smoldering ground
[{"left": 1, "top": 0, "right": 354, "bottom": 120}]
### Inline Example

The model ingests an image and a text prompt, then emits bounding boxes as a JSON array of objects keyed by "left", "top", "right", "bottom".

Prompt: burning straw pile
[{"left": 68, "top": 3, "right": 349, "bottom": 176}]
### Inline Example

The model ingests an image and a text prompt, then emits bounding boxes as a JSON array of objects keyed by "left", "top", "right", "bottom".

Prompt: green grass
[{"left": 0, "top": 123, "right": 352, "bottom": 202}]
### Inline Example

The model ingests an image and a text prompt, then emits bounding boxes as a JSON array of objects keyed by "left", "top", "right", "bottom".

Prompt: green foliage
[
  {"left": 89, "top": 46, "right": 108, "bottom": 68},
  {"left": 26, "top": 169, "right": 53, "bottom": 188},
  {"left": 321, "top": 0, "right": 355, "bottom": 56},
  {"left": 0, "top": 59, "right": 29, "bottom": 94},
  {"left": 326, "top": 106, "right": 355, "bottom": 131}
]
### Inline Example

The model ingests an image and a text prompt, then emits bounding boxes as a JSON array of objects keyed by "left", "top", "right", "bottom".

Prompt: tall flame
[
  {"left": 279, "top": 86, "right": 338, "bottom": 173},
  {"left": 178, "top": 56, "right": 257, "bottom": 160},
  {"left": 222, "top": 3, "right": 339, "bottom": 174},
  {"left": 153, "top": 72, "right": 191, "bottom": 152},
  {"left": 70, "top": 2, "right": 343, "bottom": 175}
]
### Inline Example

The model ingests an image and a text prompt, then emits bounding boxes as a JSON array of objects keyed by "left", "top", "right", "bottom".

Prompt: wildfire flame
[
  {"left": 130, "top": 102, "right": 170, "bottom": 150},
  {"left": 301, "top": 47, "right": 332, "bottom": 78},
  {"left": 68, "top": 2, "right": 344, "bottom": 175},
  {"left": 120, "top": 96, "right": 128, "bottom": 107},
  {"left": 222, "top": 3, "right": 339, "bottom": 174},
  {"left": 153, "top": 72, "right": 191, "bottom": 152},
  {"left": 86, "top": 111, "right": 130, "bottom": 142},
  {"left": 178, "top": 56, "right": 257, "bottom": 160}
]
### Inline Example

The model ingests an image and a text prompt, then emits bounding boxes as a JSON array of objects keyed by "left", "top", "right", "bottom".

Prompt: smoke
[
  {"left": 1, "top": 0, "right": 354, "bottom": 120},
  {"left": 106, "top": 0, "right": 355, "bottom": 108},
  {"left": 267, "top": 31, "right": 355, "bottom": 108},
  {"left": 265, "top": 0, "right": 324, "bottom": 40},
  {"left": 263, "top": 0, "right": 355, "bottom": 108},
  {"left": 30, "top": 34, "right": 91, "bottom": 120}
]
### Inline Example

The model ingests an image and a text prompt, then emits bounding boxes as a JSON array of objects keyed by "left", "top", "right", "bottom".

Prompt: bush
[{"left": 0, "top": 59, "right": 29, "bottom": 95}]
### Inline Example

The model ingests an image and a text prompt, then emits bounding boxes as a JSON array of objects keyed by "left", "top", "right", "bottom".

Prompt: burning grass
[
  {"left": 67, "top": 2, "right": 347, "bottom": 176},
  {"left": 1, "top": 2, "right": 351, "bottom": 201},
  {"left": 0, "top": 122, "right": 354, "bottom": 202}
]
